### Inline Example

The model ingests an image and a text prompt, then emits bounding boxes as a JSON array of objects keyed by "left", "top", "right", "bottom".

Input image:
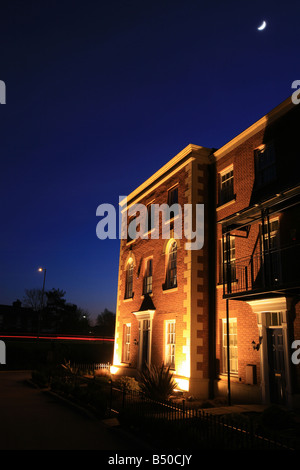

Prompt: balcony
[{"left": 222, "top": 243, "right": 300, "bottom": 299}]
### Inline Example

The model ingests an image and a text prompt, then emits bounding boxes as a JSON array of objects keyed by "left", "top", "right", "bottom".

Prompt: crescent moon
[{"left": 257, "top": 20, "right": 267, "bottom": 30}]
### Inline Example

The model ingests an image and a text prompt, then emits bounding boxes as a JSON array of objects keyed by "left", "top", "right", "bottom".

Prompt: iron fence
[
  {"left": 71, "top": 362, "right": 110, "bottom": 374},
  {"left": 108, "top": 386, "right": 297, "bottom": 450}
]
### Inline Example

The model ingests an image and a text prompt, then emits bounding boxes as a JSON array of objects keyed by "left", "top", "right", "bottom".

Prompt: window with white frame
[
  {"left": 167, "top": 185, "right": 179, "bottom": 219},
  {"left": 220, "top": 236, "right": 236, "bottom": 283},
  {"left": 255, "top": 142, "right": 276, "bottom": 188},
  {"left": 123, "top": 323, "right": 131, "bottom": 362},
  {"left": 168, "top": 185, "right": 178, "bottom": 206},
  {"left": 261, "top": 217, "right": 281, "bottom": 283},
  {"left": 219, "top": 166, "right": 234, "bottom": 205},
  {"left": 261, "top": 218, "right": 279, "bottom": 252},
  {"left": 125, "top": 259, "right": 134, "bottom": 299},
  {"left": 146, "top": 202, "right": 155, "bottom": 233},
  {"left": 222, "top": 318, "right": 238, "bottom": 374},
  {"left": 143, "top": 258, "right": 153, "bottom": 295},
  {"left": 165, "top": 320, "right": 176, "bottom": 369},
  {"left": 166, "top": 241, "right": 177, "bottom": 289}
]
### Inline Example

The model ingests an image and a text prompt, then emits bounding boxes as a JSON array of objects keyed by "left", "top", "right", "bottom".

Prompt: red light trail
[{"left": 0, "top": 334, "right": 114, "bottom": 342}]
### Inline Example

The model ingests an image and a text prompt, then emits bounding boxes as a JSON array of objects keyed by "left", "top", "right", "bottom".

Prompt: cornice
[
  {"left": 120, "top": 144, "right": 212, "bottom": 208},
  {"left": 213, "top": 95, "right": 295, "bottom": 160}
]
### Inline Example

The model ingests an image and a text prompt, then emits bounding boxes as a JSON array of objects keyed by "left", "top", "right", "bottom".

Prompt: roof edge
[
  {"left": 214, "top": 95, "right": 295, "bottom": 160},
  {"left": 119, "top": 143, "right": 212, "bottom": 207}
]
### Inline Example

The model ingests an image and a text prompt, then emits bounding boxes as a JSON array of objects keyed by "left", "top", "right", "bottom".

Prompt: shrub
[
  {"left": 138, "top": 363, "right": 177, "bottom": 401},
  {"left": 114, "top": 376, "right": 140, "bottom": 392}
]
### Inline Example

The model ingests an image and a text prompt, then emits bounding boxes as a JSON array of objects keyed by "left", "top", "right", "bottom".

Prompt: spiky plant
[{"left": 138, "top": 363, "right": 177, "bottom": 401}]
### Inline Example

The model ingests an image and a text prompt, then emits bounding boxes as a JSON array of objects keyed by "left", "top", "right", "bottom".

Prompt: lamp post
[
  {"left": 38, "top": 267, "right": 47, "bottom": 309},
  {"left": 38, "top": 267, "right": 47, "bottom": 338}
]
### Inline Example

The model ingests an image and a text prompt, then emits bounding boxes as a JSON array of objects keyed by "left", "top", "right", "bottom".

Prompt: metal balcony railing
[{"left": 222, "top": 243, "right": 300, "bottom": 296}]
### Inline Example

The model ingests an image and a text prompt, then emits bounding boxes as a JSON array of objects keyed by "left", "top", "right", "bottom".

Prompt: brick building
[
  {"left": 215, "top": 97, "right": 300, "bottom": 407},
  {"left": 112, "top": 95, "right": 300, "bottom": 407}
]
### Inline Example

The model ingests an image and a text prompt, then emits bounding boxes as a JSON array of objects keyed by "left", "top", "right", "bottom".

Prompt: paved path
[{"left": 0, "top": 371, "right": 150, "bottom": 450}]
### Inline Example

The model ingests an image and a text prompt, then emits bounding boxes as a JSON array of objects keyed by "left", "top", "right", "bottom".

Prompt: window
[
  {"left": 127, "top": 215, "right": 137, "bottom": 243},
  {"left": 219, "top": 166, "right": 234, "bottom": 205},
  {"left": 125, "top": 259, "right": 134, "bottom": 299},
  {"left": 167, "top": 186, "right": 179, "bottom": 219},
  {"left": 255, "top": 143, "right": 276, "bottom": 187},
  {"left": 123, "top": 323, "right": 131, "bottom": 362},
  {"left": 168, "top": 186, "right": 178, "bottom": 206},
  {"left": 146, "top": 203, "right": 154, "bottom": 233},
  {"left": 222, "top": 318, "right": 238, "bottom": 374},
  {"left": 139, "top": 318, "right": 151, "bottom": 368},
  {"left": 143, "top": 258, "right": 153, "bottom": 295},
  {"left": 220, "top": 236, "right": 236, "bottom": 283},
  {"left": 261, "top": 218, "right": 281, "bottom": 283},
  {"left": 165, "top": 320, "right": 176, "bottom": 369},
  {"left": 266, "top": 312, "right": 282, "bottom": 327},
  {"left": 262, "top": 218, "right": 279, "bottom": 251},
  {"left": 166, "top": 241, "right": 177, "bottom": 289}
]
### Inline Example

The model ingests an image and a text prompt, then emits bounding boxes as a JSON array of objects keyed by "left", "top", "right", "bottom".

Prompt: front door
[
  {"left": 267, "top": 328, "right": 286, "bottom": 404},
  {"left": 139, "top": 319, "right": 151, "bottom": 369}
]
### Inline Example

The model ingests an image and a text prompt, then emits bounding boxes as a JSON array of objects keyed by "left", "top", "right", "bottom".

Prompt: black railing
[
  {"left": 223, "top": 243, "right": 300, "bottom": 296},
  {"left": 108, "top": 386, "right": 297, "bottom": 450}
]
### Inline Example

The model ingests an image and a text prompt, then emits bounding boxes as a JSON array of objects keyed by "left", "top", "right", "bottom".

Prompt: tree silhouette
[
  {"left": 23, "top": 287, "right": 91, "bottom": 334},
  {"left": 23, "top": 288, "right": 43, "bottom": 311},
  {"left": 94, "top": 308, "right": 116, "bottom": 337}
]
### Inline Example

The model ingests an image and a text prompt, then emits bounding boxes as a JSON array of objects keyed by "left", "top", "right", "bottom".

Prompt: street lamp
[
  {"left": 38, "top": 267, "right": 47, "bottom": 310},
  {"left": 37, "top": 267, "right": 46, "bottom": 339}
]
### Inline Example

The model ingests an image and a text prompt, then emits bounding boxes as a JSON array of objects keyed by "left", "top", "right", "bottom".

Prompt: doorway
[
  {"left": 267, "top": 328, "right": 286, "bottom": 404},
  {"left": 140, "top": 319, "right": 151, "bottom": 368}
]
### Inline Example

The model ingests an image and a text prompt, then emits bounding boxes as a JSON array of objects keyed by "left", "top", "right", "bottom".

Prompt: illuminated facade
[
  {"left": 215, "top": 97, "right": 300, "bottom": 407},
  {"left": 112, "top": 96, "right": 300, "bottom": 406},
  {"left": 113, "top": 144, "right": 214, "bottom": 396}
]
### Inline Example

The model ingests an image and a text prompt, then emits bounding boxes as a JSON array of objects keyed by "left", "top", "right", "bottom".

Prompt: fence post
[{"left": 109, "top": 380, "right": 113, "bottom": 415}]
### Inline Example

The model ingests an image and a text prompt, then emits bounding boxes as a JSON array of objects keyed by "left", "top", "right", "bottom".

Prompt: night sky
[{"left": 1, "top": 0, "right": 299, "bottom": 321}]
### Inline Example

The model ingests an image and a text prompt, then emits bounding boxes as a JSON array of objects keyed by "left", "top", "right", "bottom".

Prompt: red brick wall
[
  {"left": 214, "top": 104, "right": 300, "bottom": 393},
  {"left": 114, "top": 150, "right": 213, "bottom": 396},
  {"left": 115, "top": 163, "right": 192, "bottom": 372}
]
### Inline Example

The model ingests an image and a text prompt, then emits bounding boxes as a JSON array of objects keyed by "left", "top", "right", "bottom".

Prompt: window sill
[
  {"left": 162, "top": 286, "right": 178, "bottom": 293},
  {"left": 123, "top": 297, "right": 134, "bottom": 302},
  {"left": 216, "top": 196, "right": 236, "bottom": 211}
]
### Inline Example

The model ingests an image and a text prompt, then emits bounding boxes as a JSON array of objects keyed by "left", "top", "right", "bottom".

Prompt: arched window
[
  {"left": 125, "top": 259, "right": 134, "bottom": 299},
  {"left": 166, "top": 241, "right": 177, "bottom": 289}
]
